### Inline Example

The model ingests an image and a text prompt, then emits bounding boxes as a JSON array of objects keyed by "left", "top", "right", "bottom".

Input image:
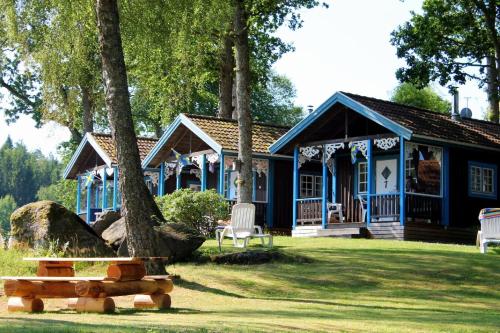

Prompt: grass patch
[{"left": 0, "top": 237, "right": 499, "bottom": 332}]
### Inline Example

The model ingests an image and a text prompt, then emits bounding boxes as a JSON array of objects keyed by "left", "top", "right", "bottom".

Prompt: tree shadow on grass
[
  {"left": 0, "top": 317, "right": 205, "bottom": 333},
  {"left": 176, "top": 278, "right": 245, "bottom": 299}
]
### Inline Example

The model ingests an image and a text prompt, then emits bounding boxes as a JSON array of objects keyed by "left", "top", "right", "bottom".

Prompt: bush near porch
[
  {"left": 0, "top": 238, "right": 499, "bottom": 332},
  {"left": 155, "top": 189, "right": 229, "bottom": 237}
]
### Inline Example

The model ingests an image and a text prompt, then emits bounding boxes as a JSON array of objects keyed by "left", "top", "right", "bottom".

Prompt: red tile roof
[{"left": 91, "top": 133, "right": 158, "bottom": 164}]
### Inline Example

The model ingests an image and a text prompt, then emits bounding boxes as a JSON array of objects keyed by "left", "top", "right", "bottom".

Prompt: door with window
[{"left": 375, "top": 158, "right": 398, "bottom": 193}]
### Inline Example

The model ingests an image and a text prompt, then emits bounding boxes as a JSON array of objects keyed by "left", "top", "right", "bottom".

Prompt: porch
[{"left": 290, "top": 134, "right": 447, "bottom": 239}]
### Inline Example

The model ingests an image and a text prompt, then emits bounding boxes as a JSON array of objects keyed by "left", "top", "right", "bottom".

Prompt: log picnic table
[{"left": 1, "top": 257, "right": 173, "bottom": 313}]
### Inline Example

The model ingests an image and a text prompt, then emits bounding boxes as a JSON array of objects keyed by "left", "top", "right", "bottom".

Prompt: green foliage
[
  {"left": 391, "top": 0, "right": 498, "bottom": 93},
  {"left": 251, "top": 73, "right": 304, "bottom": 126},
  {"left": 0, "top": 194, "right": 17, "bottom": 235},
  {"left": 155, "top": 189, "right": 229, "bottom": 237},
  {"left": 37, "top": 179, "right": 77, "bottom": 212},
  {"left": 0, "top": 138, "right": 60, "bottom": 206},
  {"left": 391, "top": 83, "right": 451, "bottom": 114}
]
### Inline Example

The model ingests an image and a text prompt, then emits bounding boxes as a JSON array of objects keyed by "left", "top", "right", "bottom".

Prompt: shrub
[{"left": 156, "top": 189, "right": 229, "bottom": 237}]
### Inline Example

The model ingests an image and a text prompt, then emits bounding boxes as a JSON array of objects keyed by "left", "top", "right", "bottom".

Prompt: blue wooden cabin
[
  {"left": 269, "top": 91, "right": 500, "bottom": 241},
  {"left": 141, "top": 114, "right": 293, "bottom": 228},
  {"left": 63, "top": 133, "right": 158, "bottom": 222},
  {"left": 64, "top": 92, "right": 500, "bottom": 243}
]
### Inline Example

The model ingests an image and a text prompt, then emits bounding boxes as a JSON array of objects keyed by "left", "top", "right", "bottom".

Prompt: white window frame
[{"left": 358, "top": 162, "right": 368, "bottom": 194}]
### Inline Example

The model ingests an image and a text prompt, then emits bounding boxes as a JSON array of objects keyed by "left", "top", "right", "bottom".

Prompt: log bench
[{"left": 1, "top": 257, "right": 172, "bottom": 313}]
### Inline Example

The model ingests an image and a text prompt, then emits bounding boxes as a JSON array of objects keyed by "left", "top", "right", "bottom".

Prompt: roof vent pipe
[
  {"left": 307, "top": 105, "right": 314, "bottom": 114},
  {"left": 452, "top": 91, "right": 460, "bottom": 121}
]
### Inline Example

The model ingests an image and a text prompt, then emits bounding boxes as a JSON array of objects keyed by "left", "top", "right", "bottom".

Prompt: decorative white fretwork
[
  {"left": 298, "top": 154, "right": 308, "bottom": 169},
  {"left": 165, "top": 162, "right": 176, "bottom": 180},
  {"left": 190, "top": 169, "right": 202, "bottom": 180},
  {"left": 374, "top": 137, "right": 399, "bottom": 150},
  {"left": 144, "top": 171, "right": 159, "bottom": 186},
  {"left": 324, "top": 142, "right": 345, "bottom": 160},
  {"left": 191, "top": 155, "right": 203, "bottom": 169},
  {"left": 252, "top": 159, "right": 269, "bottom": 177},
  {"left": 299, "top": 146, "right": 321, "bottom": 159},
  {"left": 348, "top": 140, "right": 368, "bottom": 159},
  {"left": 206, "top": 153, "right": 219, "bottom": 164}
]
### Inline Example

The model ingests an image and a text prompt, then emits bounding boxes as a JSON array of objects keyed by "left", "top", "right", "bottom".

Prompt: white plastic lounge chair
[
  {"left": 478, "top": 208, "right": 500, "bottom": 254},
  {"left": 216, "top": 203, "right": 273, "bottom": 250}
]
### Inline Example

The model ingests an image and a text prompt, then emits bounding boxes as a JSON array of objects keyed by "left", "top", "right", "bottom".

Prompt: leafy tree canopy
[
  {"left": 391, "top": 0, "right": 499, "bottom": 122},
  {"left": 0, "top": 138, "right": 60, "bottom": 206},
  {"left": 0, "top": 194, "right": 17, "bottom": 235},
  {"left": 391, "top": 83, "right": 451, "bottom": 114}
]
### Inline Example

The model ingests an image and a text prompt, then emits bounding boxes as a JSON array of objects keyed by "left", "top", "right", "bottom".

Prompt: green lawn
[{"left": 0, "top": 237, "right": 499, "bottom": 333}]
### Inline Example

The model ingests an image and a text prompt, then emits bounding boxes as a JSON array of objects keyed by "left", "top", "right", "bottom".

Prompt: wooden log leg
[
  {"left": 7, "top": 297, "right": 44, "bottom": 312},
  {"left": 67, "top": 298, "right": 78, "bottom": 309},
  {"left": 74, "top": 297, "right": 115, "bottom": 313},
  {"left": 134, "top": 293, "right": 171, "bottom": 309}
]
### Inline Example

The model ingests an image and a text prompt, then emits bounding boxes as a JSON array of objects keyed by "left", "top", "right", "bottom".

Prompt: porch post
[
  {"left": 366, "top": 140, "right": 373, "bottom": 226},
  {"left": 76, "top": 176, "right": 81, "bottom": 214},
  {"left": 218, "top": 152, "right": 225, "bottom": 195},
  {"left": 112, "top": 166, "right": 118, "bottom": 211},
  {"left": 86, "top": 180, "right": 92, "bottom": 224},
  {"left": 266, "top": 159, "right": 275, "bottom": 228},
  {"left": 331, "top": 158, "right": 337, "bottom": 202},
  {"left": 292, "top": 146, "right": 299, "bottom": 229},
  {"left": 176, "top": 170, "right": 182, "bottom": 190},
  {"left": 441, "top": 146, "right": 450, "bottom": 226},
  {"left": 322, "top": 151, "right": 328, "bottom": 229},
  {"left": 399, "top": 136, "right": 406, "bottom": 226},
  {"left": 158, "top": 163, "right": 165, "bottom": 196},
  {"left": 201, "top": 154, "right": 207, "bottom": 191},
  {"left": 102, "top": 168, "right": 107, "bottom": 209}
]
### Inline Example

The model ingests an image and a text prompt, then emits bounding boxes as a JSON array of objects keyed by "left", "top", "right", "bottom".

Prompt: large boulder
[
  {"left": 91, "top": 210, "right": 121, "bottom": 237},
  {"left": 9, "top": 201, "right": 114, "bottom": 257},
  {"left": 102, "top": 218, "right": 205, "bottom": 262}
]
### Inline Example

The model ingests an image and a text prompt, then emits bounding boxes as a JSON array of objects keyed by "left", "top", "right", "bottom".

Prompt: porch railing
[
  {"left": 405, "top": 193, "right": 442, "bottom": 224},
  {"left": 370, "top": 193, "right": 400, "bottom": 220},
  {"left": 297, "top": 198, "right": 322, "bottom": 225}
]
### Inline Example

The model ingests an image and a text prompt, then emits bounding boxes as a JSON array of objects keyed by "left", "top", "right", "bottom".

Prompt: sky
[{"left": 0, "top": 0, "right": 489, "bottom": 158}]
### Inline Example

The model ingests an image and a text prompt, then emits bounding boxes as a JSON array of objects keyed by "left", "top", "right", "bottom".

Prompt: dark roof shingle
[{"left": 342, "top": 92, "right": 500, "bottom": 149}]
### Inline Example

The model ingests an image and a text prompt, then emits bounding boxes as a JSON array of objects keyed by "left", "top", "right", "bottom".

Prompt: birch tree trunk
[
  {"left": 233, "top": 0, "right": 253, "bottom": 204},
  {"left": 218, "top": 33, "right": 235, "bottom": 119},
  {"left": 96, "top": 0, "right": 165, "bottom": 274},
  {"left": 81, "top": 86, "right": 94, "bottom": 133}
]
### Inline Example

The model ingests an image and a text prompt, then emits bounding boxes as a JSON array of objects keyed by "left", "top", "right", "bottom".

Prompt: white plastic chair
[
  {"left": 216, "top": 203, "right": 273, "bottom": 250},
  {"left": 327, "top": 203, "right": 344, "bottom": 223},
  {"left": 478, "top": 209, "right": 500, "bottom": 253},
  {"left": 358, "top": 195, "right": 368, "bottom": 223}
]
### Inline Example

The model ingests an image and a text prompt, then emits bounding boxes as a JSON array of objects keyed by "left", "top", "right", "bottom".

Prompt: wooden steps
[
  {"left": 292, "top": 225, "right": 362, "bottom": 238},
  {"left": 367, "top": 222, "right": 404, "bottom": 240}
]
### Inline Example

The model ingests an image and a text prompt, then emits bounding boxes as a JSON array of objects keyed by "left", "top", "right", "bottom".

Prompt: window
[
  {"left": 469, "top": 162, "right": 497, "bottom": 199},
  {"left": 405, "top": 143, "right": 442, "bottom": 195},
  {"left": 300, "top": 174, "right": 322, "bottom": 198},
  {"left": 358, "top": 162, "right": 368, "bottom": 194}
]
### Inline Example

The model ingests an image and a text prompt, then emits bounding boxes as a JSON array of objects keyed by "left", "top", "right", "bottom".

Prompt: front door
[{"left": 375, "top": 158, "right": 398, "bottom": 193}]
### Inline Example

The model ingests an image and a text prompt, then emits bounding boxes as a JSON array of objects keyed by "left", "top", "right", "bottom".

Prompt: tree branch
[{"left": 0, "top": 77, "right": 37, "bottom": 107}]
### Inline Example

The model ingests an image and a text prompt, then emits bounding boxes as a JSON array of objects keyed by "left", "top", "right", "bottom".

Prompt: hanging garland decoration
[
  {"left": 374, "top": 137, "right": 399, "bottom": 150},
  {"left": 252, "top": 159, "right": 269, "bottom": 177},
  {"left": 190, "top": 169, "right": 202, "bottom": 180}
]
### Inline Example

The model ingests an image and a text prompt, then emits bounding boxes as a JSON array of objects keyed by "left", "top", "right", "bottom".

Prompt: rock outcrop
[
  {"left": 9, "top": 201, "right": 114, "bottom": 257},
  {"left": 101, "top": 218, "right": 205, "bottom": 262},
  {"left": 91, "top": 210, "right": 121, "bottom": 237}
]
